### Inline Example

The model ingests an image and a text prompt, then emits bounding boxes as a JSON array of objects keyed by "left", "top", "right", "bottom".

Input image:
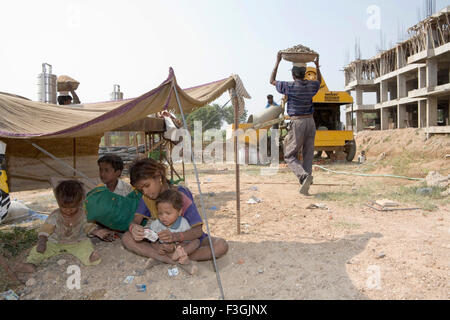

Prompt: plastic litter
[
  {"left": 416, "top": 187, "right": 433, "bottom": 195},
  {"left": 306, "top": 203, "right": 328, "bottom": 210},
  {"left": 123, "top": 275, "right": 134, "bottom": 284},
  {"left": 0, "top": 290, "right": 19, "bottom": 300},
  {"left": 209, "top": 206, "right": 218, "bottom": 211},
  {"left": 246, "top": 196, "right": 261, "bottom": 204},
  {"left": 168, "top": 266, "right": 179, "bottom": 277},
  {"left": 136, "top": 284, "right": 146, "bottom": 292}
]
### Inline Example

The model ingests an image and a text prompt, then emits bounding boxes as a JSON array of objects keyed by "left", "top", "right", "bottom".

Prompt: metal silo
[
  {"left": 37, "top": 63, "right": 57, "bottom": 104},
  {"left": 110, "top": 84, "right": 124, "bottom": 101}
]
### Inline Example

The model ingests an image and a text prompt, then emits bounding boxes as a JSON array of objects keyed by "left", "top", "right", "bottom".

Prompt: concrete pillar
[
  {"left": 426, "top": 96, "right": 438, "bottom": 127},
  {"left": 426, "top": 58, "right": 438, "bottom": 88},
  {"left": 355, "top": 88, "right": 363, "bottom": 105},
  {"left": 397, "top": 74, "right": 407, "bottom": 98},
  {"left": 381, "top": 107, "right": 389, "bottom": 130},
  {"left": 376, "top": 88, "right": 380, "bottom": 103},
  {"left": 356, "top": 110, "right": 364, "bottom": 132},
  {"left": 397, "top": 104, "right": 407, "bottom": 129},
  {"left": 418, "top": 100, "right": 427, "bottom": 128},
  {"left": 419, "top": 67, "right": 426, "bottom": 88},
  {"left": 380, "top": 80, "right": 388, "bottom": 102},
  {"left": 397, "top": 46, "right": 405, "bottom": 69}
]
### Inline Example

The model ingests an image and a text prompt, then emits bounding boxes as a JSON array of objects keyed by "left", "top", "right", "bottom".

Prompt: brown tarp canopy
[
  {"left": 0, "top": 68, "right": 245, "bottom": 139},
  {"left": 0, "top": 68, "right": 250, "bottom": 192}
]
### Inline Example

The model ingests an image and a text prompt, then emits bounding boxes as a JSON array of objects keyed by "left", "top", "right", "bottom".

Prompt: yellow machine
[
  {"left": 305, "top": 66, "right": 356, "bottom": 161},
  {"left": 228, "top": 66, "right": 356, "bottom": 161}
]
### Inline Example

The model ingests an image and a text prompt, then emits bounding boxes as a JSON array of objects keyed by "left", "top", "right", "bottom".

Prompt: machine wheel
[{"left": 344, "top": 139, "right": 356, "bottom": 162}]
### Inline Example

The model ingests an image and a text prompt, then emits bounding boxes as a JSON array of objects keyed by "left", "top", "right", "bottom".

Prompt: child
[
  {"left": 358, "top": 150, "right": 366, "bottom": 164},
  {"left": 23, "top": 180, "right": 113, "bottom": 271},
  {"left": 98, "top": 155, "right": 133, "bottom": 196},
  {"left": 147, "top": 189, "right": 200, "bottom": 274}
]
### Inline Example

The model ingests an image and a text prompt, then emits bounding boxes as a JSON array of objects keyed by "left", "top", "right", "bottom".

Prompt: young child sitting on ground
[
  {"left": 97, "top": 155, "right": 133, "bottom": 196},
  {"left": 22, "top": 180, "right": 113, "bottom": 272},
  {"left": 147, "top": 189, "right": 200, "bottom": 274}
]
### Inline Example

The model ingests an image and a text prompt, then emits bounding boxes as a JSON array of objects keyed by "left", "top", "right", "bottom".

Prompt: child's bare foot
[
  {"left": 178, "top": 258, "right": 198, "bottom": 275},
  {"left": 171, "top": 246, "right": 186, "bottom": 261},
  {"left": 13, "top": 262, "right": 36, "bottom": 273},
  {"left": 89, "top": 251, "right": 101, "bottom": 263},
  {"left": 145, "top": 258, "right": 163, "bottom": 269}
]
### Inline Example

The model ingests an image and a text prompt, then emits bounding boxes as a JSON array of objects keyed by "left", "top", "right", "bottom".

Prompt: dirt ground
[{"left": 2, "top": 128, "right": 449, "bottom": 300}]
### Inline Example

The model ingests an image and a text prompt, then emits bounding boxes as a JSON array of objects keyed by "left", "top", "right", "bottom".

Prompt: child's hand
[
  {"left": 129, "top": 224, "right": 145, "bottom": 242},
  {"left": 36, "top": 236, "right": 47, "bottom": 253},
  {"left": 158, "top": 230, "right": 174, "bottom": 243},
  {"left": 92, "top": 228, "right": 115, "bottom": 242}
]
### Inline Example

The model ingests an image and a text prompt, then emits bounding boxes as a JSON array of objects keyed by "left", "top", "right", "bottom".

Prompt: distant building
[{"left": 344, "top": 6, "right": 450, "bottom": 135}]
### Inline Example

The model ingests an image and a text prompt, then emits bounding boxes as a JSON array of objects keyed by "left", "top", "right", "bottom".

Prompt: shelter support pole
[
  {"left": 73, "top": 138, "right": 77, "bottom": 177},
  {"left": 172, "top": 83, "right": 225, "bottom": 300},
  {"left": 144, "top": 132, "right": 148, "bottom": 154},
  {"left": 169, "top": 143, "right": 174, "bottom": 181},
  {"left": 182, "top": 160, "right": 185, "bottom": 182},
  {"left": 134, "top": 133, "right": 139, "bottom": 157},
  {"left": 230, "top": 87, "right": 241, "bottom": 235}
]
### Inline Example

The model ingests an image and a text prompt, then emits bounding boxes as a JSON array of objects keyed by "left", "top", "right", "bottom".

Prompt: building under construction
[{"left": 344, "top": 5, "right": 450, "bottom": 134}]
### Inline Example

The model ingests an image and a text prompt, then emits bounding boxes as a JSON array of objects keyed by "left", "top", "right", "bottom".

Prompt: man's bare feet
[
  {"left": 145, "top": 258, "right": 163, "bottom": 269},
  {"left": 89, "top": 251, "right": 101, "bottom": 263},
  {"left": 12, "top": 262, "right": 36, "bottom": 273}
]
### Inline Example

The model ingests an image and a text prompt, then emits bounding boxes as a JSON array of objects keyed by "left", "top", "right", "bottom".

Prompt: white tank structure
[
  {"left": 37, "top": 63, "right": 57, "bottom": 104},
  {"left": 110, "top": 84, "right": 124, "bottom": 101}
]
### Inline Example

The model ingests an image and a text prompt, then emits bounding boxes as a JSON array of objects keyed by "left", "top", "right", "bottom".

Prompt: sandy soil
[{"left": 3, "top": 129, "right": 450, "bottom": 300}]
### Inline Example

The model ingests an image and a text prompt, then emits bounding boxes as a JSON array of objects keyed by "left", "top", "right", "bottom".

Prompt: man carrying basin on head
[{"left": 269, "top": 51, "right": 322, "bottom": 195}]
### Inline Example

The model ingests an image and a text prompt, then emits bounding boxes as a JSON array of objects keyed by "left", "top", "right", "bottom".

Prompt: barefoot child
[
  {"left": 146, "top": 189, "right": 200, "bottom": 273},
  {"left": 23, "top": 180, "right": 113, "bottom": 271},
  {"left": 93, "top": 155, "right": 134, "bottom": 240},
  {"left": 98, "top": 155, "right": 133, "bottom": 196}
]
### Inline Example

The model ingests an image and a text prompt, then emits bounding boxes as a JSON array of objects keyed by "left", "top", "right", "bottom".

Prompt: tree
[
  {"left": 185, "top": 104, "right": 223, "bottom": 132},
  {"left": 180, "top": 103, "right": 248, "bottom": 134},
  {"left": 222, "top": 105, "right": 248, "bottom": 124}
]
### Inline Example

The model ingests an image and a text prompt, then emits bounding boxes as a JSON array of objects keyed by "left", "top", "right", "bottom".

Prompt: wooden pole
[
  {"left": 230, "top": 87, "right": 241, "bottom": 235},
  {"left": 182, "top": 160, "right": 185, "bottom": 183},
  {"left": 73, "top": 138, "right": 77, "bottom": 177},
  {"left": 170, "top": 143, "right": 174, "bottom": 181}
]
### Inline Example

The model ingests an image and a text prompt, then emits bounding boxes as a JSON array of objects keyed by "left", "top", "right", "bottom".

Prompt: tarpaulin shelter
[{"left": 0, "top": 68, "right": 250, "bottom": 205}]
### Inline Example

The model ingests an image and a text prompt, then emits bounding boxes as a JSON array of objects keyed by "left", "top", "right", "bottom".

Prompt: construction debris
[
  {"left": 375, "top": 199, "right": 399, "bottom": 207},
  {"left": 425, "top": 171, "right": 449, "bottom": 189},
  {"left": 365, "top": 201, "right": 420, "bottom": 212}
]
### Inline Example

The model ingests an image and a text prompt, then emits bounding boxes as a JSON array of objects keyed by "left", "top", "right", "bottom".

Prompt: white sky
[{"left": 0, "top": 0, "right": 447, "bottom": 123}]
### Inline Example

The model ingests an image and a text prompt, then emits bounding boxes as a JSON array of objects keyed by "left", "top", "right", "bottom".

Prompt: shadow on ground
[{"left": 194, "top": 232, "right": 383, "bottom": 299}]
